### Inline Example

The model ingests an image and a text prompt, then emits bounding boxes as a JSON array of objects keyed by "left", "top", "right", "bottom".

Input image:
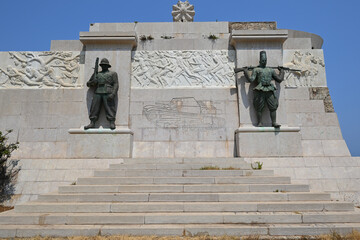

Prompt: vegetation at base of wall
[
  {"left": 0, "top": 205, "right": 13, "bottom": 213},
  {"left": 140, "top": 35, "right": 154, "bottom": 41},
  {"left": 208, "top": 34, "right": 219, "bottom": 40},
  {"left": 161, "top": 35, "right": 174, "bottom": 39},
  {"left": 0, "top": 130, "right": 20, "bottom": 204},
  {"left": 251, "top": 161, "right": 263, "bottom": 170},
  {"left": 2, "top": 230, "right": 360, "bottom": 240}
]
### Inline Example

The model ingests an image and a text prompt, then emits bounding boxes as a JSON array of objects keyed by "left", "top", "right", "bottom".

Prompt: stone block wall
[
  {"left": 130, "top": 88, "right": 238, "bottom": 158},
  {"left": 0, "top": 89, "right": 88, "bottom": 159}
]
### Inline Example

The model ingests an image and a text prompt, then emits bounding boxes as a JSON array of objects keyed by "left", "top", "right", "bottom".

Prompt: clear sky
[{"left": 0, "top": 0, "right": 359, "bottom": 155}]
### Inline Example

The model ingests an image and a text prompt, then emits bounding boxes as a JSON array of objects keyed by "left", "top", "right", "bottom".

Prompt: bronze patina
[
  {"left": 84, "top": 58, "right": 119, "bottom": 130},
  {"left": 235, "top": 51, "right": 284, "bottom": 128}
]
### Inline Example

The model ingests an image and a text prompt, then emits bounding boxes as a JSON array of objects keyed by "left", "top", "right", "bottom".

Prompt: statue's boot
[
  {"left": 84, "top": 120, "right": 96, "bottom": 130},
  {"left": 109, "top": 121, "right": 116, "bottom": 130},
  {"left": 270, "top": 111, "right": 281, "bottom": 128},
  {"left": 256, "top": 111, "right": 263, "bottom": 127}
]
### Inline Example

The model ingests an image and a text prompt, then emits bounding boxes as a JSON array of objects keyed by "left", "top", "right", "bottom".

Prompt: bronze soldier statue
[
  {"left": 84, "top": 58, "right": 119, "bottom": 130},
  {"left": 235, "top": 51, "right": 284, "bottom": 128}
]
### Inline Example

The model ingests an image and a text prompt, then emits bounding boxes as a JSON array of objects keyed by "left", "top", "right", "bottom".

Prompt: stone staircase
[{"left": 1, "top": 158, "right": 360, "bottom": 237}]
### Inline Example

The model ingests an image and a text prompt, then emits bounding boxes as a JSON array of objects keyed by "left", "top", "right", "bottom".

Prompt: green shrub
[{"left": 0, "top": 130, "right": 20, "bottom": 203}]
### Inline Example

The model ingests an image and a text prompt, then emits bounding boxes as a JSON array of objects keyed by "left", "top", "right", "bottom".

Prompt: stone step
[
  {"left": 1, "top": 223, "right": 360, "bottom": 238},
  {"left": 14, "top": 201, "right": 354, "bottom": 213},
  {"left": 2, "top": 212, "right": 360, "bottom": 225},
  {"left": 36, "top": 192, "right": 331, "bottom": 202},
  {"left": 122, "top": 158, "right": 247, "bottom": 165},
  {"left": 109, "top": 162, "right": 252, "bottom": 170},
  {"left": 59, "top": 183, "right": 310, "bottom": 193},
  {"left": 93, "top": 169, "right": 274, "bottom": 177},
  {"left": 76, "top": 176, "right": 291, "bottom": 185}
]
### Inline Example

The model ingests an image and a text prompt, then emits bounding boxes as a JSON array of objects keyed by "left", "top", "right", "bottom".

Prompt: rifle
[
  {"left": 87, "top": 57, "right": 99, "bottom": 87},
  {"left": 234, "top": 66, "right": 301, "bottom": 73}
]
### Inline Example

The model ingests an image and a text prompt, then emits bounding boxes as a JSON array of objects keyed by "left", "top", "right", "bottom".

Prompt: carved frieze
[
  {"left": 283, "top": 50, "right": 326, "bottom": 87},
  {"left": 0, "top": 51, "right": 81, "bottom": 88},
  {"left": 131, "top": 50, "right": 236, "bottom": 88},
  {"left": 143, "top": 97, "right": 225, "bottom": 128}
]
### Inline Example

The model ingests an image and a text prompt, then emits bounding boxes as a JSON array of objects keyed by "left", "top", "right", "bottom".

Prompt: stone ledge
[
  {"left": 68, "top": 127, "right": 133, "bottom": 135},
  {"left": 236, "top": 126, "right": 300, "bottom": 133},
  {"left": 79, "top": 31, "right": 137, "bottom": 46},
  {"left": 230, "top": 30, "right": 288, "bottom": 46}
]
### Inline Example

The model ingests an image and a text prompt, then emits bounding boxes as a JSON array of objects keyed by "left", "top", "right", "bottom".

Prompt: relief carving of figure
[
  {"left": 0, "top": 51, "right": 80, "bottom": 88},
  {"left": 131, "top": 50, "right": 235, "bottom": 88},
  {"left": 284, "top": 51, "right": 325, "bottom": 87}
]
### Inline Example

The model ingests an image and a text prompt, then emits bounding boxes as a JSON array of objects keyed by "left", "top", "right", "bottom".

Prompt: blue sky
[{"left": 1, "top": 0, "right": 359, "bottom": 155}]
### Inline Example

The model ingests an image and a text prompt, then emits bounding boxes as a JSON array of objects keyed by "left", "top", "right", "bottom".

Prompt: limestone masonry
[{"left": 0, "top": 20, "right": 359, "bottom": 237}]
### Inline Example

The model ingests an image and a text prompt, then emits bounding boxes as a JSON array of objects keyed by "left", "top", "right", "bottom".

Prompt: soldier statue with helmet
[{"left": 84, "top": 58, "right": 119, "bottom": 130}]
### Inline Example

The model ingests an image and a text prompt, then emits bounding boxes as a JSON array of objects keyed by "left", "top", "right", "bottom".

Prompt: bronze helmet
[{"left": 99, "top": 58, "right": 111, "bottom": 68}]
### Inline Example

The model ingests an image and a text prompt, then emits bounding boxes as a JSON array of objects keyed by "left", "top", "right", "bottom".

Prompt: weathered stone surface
[
  {"left": 310, "top": 87, "right": 334, "bottom": 112},
  {"left": 229, "top": 22, "right": 277, "bottom": 31}
]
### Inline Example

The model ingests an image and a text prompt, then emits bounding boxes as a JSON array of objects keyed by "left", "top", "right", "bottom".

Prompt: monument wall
[{"left": 0, "top": 21, "right": 359, "bottom": 205}]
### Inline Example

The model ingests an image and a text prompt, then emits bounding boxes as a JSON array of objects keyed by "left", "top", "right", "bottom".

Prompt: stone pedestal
[
  {"left": 67, "top": 127, "right": 133, "bottom": 158},
  {"left": 235, "top": 126, "right": 302, "bottom": 157}
]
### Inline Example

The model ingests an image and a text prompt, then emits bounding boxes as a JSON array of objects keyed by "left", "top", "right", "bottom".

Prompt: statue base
[
  {"left": 235, "top": 126, "right": 302, "bottom": 157},
  {"left": 67, "top": 127, "right": 133, "bottom": 158}
]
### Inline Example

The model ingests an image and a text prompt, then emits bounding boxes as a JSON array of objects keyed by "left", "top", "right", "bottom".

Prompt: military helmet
[
  {"left": 99, "top": 58, "right": 111, "bottom": 68},
  {"left": 260, "top": 51, "right": 267, "bottom": 60}
]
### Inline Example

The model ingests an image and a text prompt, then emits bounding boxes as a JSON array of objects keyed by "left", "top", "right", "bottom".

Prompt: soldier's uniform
[
  {"left": 242, "top": 51, "right": 284, "bottom": 127},
  {"left": 85, "top": 58, "right": 118, "bottom": 129},
  {"left": 251, "top": 67, "right": 279, "bottom": 113}
]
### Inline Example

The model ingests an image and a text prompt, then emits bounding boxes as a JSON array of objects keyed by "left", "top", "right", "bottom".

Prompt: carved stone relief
[
  {"left": 0, "top": 51, "right": 81, "bottom": 88},
  {"left": 143, "top": 97, "right": 225, "bottom": 128},
  {"left": 283, "top": 50, "right": 326, "bottom": 87},
  {"left": 131, "top": 50, "right": 235, "bottom": 88}
]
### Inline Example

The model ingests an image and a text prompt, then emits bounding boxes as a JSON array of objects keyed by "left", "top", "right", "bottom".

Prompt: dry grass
[
  {"left": 199, "top": 166, "right": 241, "bottom": 170},
  {"left": 0, "top": 205, "right": 13, "bottom": 213},
  {"left": 1, "top": 231, "right": 360, "bottom": 240}
]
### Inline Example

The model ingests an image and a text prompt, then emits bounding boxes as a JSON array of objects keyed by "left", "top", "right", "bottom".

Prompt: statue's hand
[
  {"left": 277, "top": 66, "right": 283, "bottom": 71},
  {"left": 108, "top": 94, "right": 115, "bottom": 100}
]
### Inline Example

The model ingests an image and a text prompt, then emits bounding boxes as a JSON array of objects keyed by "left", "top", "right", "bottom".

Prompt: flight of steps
[{"left": 1, "top": 157, "right": 360, "bottom": 238}]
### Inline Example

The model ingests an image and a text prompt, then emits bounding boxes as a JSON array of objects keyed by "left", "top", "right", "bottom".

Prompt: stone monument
[{"left": 0, "top": 2, "right": 359, "bottom": 237}]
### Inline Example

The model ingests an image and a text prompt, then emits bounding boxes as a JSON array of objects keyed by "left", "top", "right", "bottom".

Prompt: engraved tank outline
[{"left": 143, "top": 97, "right": 225, "bottom": 128}]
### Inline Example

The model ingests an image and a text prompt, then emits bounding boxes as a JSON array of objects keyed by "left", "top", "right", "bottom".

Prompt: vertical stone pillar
[
  {"left": 79, "top": 32, "right": 137, "bottom": 128},
  {"left": 230, "top": 30, "right": 303, "bottom": 157},
  {"left": 64, "top": 32, "right": 137, "bottom": 158},
  {"left": 230, "top": 30, "right": 288, "bottom": 126}
]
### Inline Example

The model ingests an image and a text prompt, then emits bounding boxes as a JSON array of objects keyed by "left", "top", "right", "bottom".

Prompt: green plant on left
[
  {"left": 0, "top": 130, "right": 20, "bottom": 203},
  {"left": 251, "top": 161, "right": 263, "bottom": 170}
]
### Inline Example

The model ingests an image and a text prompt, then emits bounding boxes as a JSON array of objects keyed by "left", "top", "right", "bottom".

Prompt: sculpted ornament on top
[
  {"left": 0, "top": 52, "right": 81, "bottom": 88},
  {"left": 132, "top": 50, "right": 235, "bottom": 88},
  {"left": 172, "top": 0, "right": 195, "bottom": 22}
]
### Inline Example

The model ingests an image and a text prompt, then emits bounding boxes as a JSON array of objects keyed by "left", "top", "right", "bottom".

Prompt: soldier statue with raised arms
[
  {"left": 84, "top": 58, "right": 119, "bottom": 130},
  {"left": 235, "top": 51, "right": 285, "bottom": 128}
]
